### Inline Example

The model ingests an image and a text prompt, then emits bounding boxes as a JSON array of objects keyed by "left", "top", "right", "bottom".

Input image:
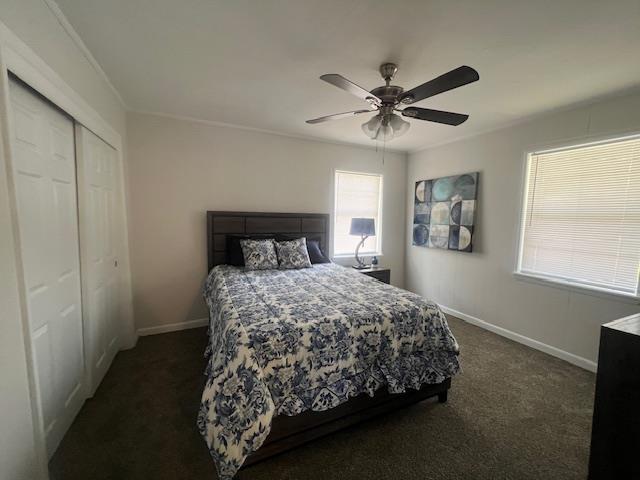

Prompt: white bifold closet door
[
  {"left": 8, "top": 79, "right": 85, "bottom": 457},
  {"left": 76, "top": 125, "right": 121, "bottom": 396}
]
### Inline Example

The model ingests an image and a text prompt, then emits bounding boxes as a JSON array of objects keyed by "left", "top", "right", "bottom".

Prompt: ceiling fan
[{"left": 306, "top": 63, "right": 479, "bottom": 141}]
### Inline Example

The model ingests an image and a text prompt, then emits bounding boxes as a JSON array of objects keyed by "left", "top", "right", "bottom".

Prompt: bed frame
[{"left": 206, "top": 211, "right": 451, "bottom": 468}]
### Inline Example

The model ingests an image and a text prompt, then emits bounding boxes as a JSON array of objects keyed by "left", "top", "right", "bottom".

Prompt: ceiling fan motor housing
[
  {"left": 370, "top": 85, "right": 404, "bottom": 106},
  {"left": 371, "top": 63, "right": 404, "bottom": 107}
]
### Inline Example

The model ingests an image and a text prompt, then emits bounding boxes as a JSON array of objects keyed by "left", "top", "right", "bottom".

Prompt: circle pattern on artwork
[
  {"left": 458, "top": 226, "right": 471, "bottom": 250},
  {"left": 431, "top": 202, "right": 450, "bottom": 225},
  {"left": 432, "top": 178, "right": 454, "bottom": 201},
  {"left": 429, "top": 225, "right": 450, "bottom": 249},
  {"left": 450, "top": 201, "right": 461, "bottom": 225},
  {"left": 413, "top": 224, "right": 429, "bottom": 245},
  {"left": 454, "top": 174, "right": 476, "bottom": 199},
  {"left": 415, "top": 181, "right": 427, "bottom": 202}
]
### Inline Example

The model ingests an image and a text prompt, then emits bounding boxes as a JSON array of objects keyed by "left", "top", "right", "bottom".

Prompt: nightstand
[{"left": 357, "top": 266, "right": 390, "bottom": 284}]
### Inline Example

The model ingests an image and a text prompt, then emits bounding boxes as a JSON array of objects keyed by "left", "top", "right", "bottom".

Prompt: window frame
[
  {"left": 514, "top": 133, "right": 640, "bottom": 305},
  {"left": 332, "top": 169, "right": 384, "bottom": 258}
]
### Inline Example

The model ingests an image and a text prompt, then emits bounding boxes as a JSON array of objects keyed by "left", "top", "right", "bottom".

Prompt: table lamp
[{"left": 349, "top": 218, "right": 375, "bottom": 269}]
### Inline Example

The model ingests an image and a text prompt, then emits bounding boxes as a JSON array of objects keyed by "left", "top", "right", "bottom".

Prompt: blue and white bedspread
[{"left": 198, "top": 263, "right": 460, "bottom": 479}]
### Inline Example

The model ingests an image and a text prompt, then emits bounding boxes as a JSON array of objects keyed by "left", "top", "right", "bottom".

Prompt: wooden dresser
[{"left": 588, "top": 313, "right": 640, "bottom": 480}]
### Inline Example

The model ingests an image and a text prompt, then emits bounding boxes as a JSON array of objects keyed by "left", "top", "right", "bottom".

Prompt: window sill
[
  {"left": 513, "top": 271, "right": 640, "bottom": 305},
  {"left": 333, "top": 252, "right": 383, "bottom": 259}
]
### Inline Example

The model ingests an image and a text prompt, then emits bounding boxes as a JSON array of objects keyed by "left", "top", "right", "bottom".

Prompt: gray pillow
[
  {"left": 240, "top": 239, "right": 278, "bottom": 270},
  {"left": 275, "top": 237, "right": 312, "bottom": 269}
]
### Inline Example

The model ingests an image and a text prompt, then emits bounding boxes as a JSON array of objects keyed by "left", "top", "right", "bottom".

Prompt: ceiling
[{"left": 55, "top": 0, "right": 640, "bottom": 152}]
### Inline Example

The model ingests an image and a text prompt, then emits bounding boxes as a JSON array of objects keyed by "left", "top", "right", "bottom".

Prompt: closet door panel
[
  {"left": 51, "top": 180, "right": 79, "bottom": 279},
  {"left": 49, "top": 120, "right": 75, "bottom": 179},
  {"left": 31, "top": 326, "right": 55, "bottom": 434},
  {"left": 11, "top": 99, "right": 45, "bottom": 174},
  {"left": 77, "top": 126, "right": 121, "bottom": 394},
  {"left": 9, "top": 79, "right": 85, "bottom": 458},
  {"left": 93, "top": 284, "right": 108, "bottom": 369},
  {"left": 14, "top": 174, "right": 51, "bottom": 332}
]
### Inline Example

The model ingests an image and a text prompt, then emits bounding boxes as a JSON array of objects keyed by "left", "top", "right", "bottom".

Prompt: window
[
  {"left": 334, "top": 170, "right": 383, "bottom": 256},
  {"left": 516, "top": 135, "right": 640, "bottom": 299}
]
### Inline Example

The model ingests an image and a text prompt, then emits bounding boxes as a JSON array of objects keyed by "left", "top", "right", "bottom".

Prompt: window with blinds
[
  {"left": 334, "top": 171, "right": 383, "bottom": 256},
  {"left": 517, "top": 135, "right": 640, "bottom": 297}
]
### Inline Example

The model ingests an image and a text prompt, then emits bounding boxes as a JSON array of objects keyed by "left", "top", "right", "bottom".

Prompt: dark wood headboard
[{"left": 207, "top": 211, "right": 330, "bottom": 271}]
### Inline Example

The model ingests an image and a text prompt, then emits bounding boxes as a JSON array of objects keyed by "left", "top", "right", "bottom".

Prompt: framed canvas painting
[{"left": 413, "top": 172, "right": 478, "bottom": 252}]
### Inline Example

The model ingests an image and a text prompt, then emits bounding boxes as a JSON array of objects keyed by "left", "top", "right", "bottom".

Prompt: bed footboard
[{"left": 243, "top": 378, "right": 452, "bottom": 468}]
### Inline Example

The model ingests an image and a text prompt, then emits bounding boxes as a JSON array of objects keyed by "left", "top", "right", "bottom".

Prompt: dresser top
[{"left": 604, "top": 313, "right": 640, "bottom": 336}]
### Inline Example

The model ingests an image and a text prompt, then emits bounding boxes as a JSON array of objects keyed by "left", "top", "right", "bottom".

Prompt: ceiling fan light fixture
[
  {"left": 389, "top": 114, "right": 410, "bottom": 138},
  {"left": 378, "top": 122, "right": 394, "bottom": 141},
  {"left": 361, "top": 114, "right": 382, "bottom": 139},
  {"left": 362, "top": 114, "right": 409, "bottom": 141}
]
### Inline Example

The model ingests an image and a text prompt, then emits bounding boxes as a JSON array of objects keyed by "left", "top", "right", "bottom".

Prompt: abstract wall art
[{"left": 413, "top": 172, "right": 478, "bottom": 252}]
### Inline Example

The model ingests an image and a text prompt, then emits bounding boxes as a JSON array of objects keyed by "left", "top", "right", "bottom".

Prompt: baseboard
[
  {"left": 119, "top": 334, "right": 139, "bottom": 351},
  {"left": 136, "top": 310, "right": 598, "bottom": 371},
  {"left": 136, "top": 318, "right": 208, "bottom": 336},
  {"left": 440, "top": 305, "right": 598, "bottom": 373}
]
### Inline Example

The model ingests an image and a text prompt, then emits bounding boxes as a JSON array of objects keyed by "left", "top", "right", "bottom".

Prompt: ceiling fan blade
[
  {"left": 398, "top": 66, "right": 479, "bottom": 104},
  {"left": 401, "top": 107, "right": 469, "bottom": 126},
  {"left": 306, "top": 109, "right": 372, "bottom": 124},
  {"left": 320, "top": 74, "right": 382, "bottom": 107}
]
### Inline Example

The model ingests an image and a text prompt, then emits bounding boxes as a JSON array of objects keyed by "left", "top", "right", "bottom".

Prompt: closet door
[
  {"left": 76, "top": 126, "right": 121, "bottom": 395},
  {"left": 8, "top": 79, "right": 85, "bottom": 457}
]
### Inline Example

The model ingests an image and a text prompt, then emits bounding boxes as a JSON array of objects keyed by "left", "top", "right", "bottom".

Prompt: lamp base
[{"left": 353, "top": 234, "right": 369, "bottom": 271}]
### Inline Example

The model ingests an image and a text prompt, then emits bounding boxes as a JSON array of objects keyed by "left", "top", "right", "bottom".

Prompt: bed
[{"left": 198, "top": 211, "right": 461, "bottom": 479}]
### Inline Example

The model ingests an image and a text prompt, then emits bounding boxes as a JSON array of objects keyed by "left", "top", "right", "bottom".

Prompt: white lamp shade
[
  {"left": 362, "top": 113, "right": 410, "bottom": 141},
  {"left": 379, "top": 123, "right": 394, "bottom": 141},
  {"left": 361, "top": 114, "right": 382, "bottom": 139},
  {"left": 389, "top": 114, "right": 410, "bottom": 137}
]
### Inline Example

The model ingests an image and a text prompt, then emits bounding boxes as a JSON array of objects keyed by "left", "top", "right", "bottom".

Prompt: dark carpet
[{"left": 49, "top": 316, "right": 595, "bottom": 480}]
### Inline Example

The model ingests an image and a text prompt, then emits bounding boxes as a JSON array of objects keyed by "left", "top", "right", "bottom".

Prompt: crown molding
[
  {"left": 34, "top": 1, "right": 640, "bottom": 158},
  {"left": 408, "top": 84, "right": 640, "bottom": 155},
  {"left": 132, "top": 109, "right": 408, "bottom": 156},
  {"left": 40, "top": 1, "right": 408, "bottom": 156},
  {"left": 42, "top": 0, "right": 128, "bottom": 109}
]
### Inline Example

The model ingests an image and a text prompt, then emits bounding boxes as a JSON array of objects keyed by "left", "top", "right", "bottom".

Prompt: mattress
[{"left": 198, "top": 263, "right": 460, "bottom": 479}]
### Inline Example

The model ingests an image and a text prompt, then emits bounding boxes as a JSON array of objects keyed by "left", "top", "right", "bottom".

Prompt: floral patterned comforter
[{"left": 198, "top": 263, "right": 460, "bottom": 479}]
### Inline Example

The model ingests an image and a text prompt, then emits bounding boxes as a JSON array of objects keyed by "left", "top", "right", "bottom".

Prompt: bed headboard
[{"left": 206, "top": 211, "right": 330, "bottom": 271}]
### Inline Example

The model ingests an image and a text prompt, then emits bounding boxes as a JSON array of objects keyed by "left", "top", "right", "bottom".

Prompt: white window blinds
[
  {"left": 334, "top": 171, "right": 383, "bottom": 256},
  {"left": 518, "top": 135, "right": 640, "bottom": 296}
]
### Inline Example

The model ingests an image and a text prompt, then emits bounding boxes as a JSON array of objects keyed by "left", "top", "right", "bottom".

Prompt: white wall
[
  {"left": 0, "top": 2, "right": 126, "bottom": 478},
  {"left": 127, "top": 112, "right": 407, "bottom": 331},
  {"left": 406, "top": 90, "right": 640, "bottom": 367}
]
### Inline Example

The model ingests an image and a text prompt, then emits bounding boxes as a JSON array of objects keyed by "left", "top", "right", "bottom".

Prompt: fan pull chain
[
  {"left": 382, "top": 138, "right": 386, "bottom": 165},
  {"left": 373, "top": 137, "right": 386, "bottom": 165}
]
